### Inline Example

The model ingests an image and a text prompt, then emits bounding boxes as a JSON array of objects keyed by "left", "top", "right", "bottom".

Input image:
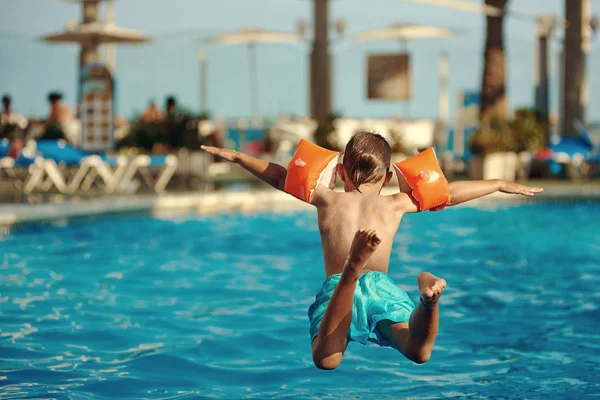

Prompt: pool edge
[{"left": 1, "top": 184, "right": 599, "bottom": 225}]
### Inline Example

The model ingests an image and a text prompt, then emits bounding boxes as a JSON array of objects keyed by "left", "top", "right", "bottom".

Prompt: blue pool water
[{"left": 1, "top": 203, "right": 599, "bottom": 399}]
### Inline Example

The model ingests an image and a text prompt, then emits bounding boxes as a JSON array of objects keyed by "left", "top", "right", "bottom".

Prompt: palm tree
[
  {"left": 563, "top": 0, "right": 586, "bottom": 136},
  {"left": 480, "top": 0, "right": 509, "bottom": 122}
]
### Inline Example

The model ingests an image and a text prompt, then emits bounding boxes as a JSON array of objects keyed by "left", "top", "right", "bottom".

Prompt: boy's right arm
[
  {"left": 391, "top": 179, "right": 543, "bottom": 215},
  {"left": 201, "top": 145, "right": 287, "bottom": 191},
  {"left": 445, "top": 179, "right": 543, "bottom": 206}
]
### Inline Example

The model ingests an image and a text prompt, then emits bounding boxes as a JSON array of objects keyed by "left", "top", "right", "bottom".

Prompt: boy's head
[{"left": 339, "top": 132, "right": 393, "bottom": 192}]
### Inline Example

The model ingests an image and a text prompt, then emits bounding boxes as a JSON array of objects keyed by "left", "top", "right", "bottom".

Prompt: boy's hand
[
  {"left": 499, "top": 181, "right": 543, "bottom": 197},
  {"left": 201, "top": 145, "right": 239, "bottom": 163}
]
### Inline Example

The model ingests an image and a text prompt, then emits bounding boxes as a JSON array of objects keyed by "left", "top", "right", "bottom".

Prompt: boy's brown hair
[{"left": 342, "top": 132, "right": 392, "bottom": 190}]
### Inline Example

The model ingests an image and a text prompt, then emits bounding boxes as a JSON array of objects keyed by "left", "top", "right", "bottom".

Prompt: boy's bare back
[{"left": 313, "top": 186, "right": 407, "bottom": 277}]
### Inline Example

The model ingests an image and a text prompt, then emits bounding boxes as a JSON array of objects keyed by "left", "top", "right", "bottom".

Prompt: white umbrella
[
  {"left": 59, "top": 0, "right": 119, "bottom": 70},
  {"left": 42, "top": 21, "right": 151, "bottom": 47},
  {"left": 42, "top": 19, "right": 151, "bottom": 104},
  {"left": 353, "top": 23, "right": 453, "bottom": 42},
  {"left": 202, "top": 27, "right": 302, "bottom": 118}
]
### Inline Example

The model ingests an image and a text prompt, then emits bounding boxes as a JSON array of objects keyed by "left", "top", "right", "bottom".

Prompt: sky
[{"left": 0, "top": 0, "right": 599, "bottom": 121}]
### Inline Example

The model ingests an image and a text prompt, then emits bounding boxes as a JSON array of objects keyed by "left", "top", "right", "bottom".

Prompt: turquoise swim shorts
[{"left": 308, "top": 271, "right": 416, "bottom": 347}]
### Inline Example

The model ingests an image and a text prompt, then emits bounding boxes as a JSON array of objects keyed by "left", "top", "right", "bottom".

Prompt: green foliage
[
  {"left": 116, "top": 111, "right": 209, "bottom": 152},
  {"left": 165, "top": 113, "right": 204, "bottom": 150},
  {"left": 389, "top": 129, "right": 411, "bottom": 155},
  {"left": 314, "top": 113, "right": 341, "bottom": 150},
  {"left": 470, "top": 114, "right": 513, "bottom": 155},
  {"left": 116, "top": 121, "right": 166, "bottom": 151},
  {"left": 470, "top": 108, "right": 548, "bottom": 155},
  {"left": 511, "top": 108, "right": 548, "bottom": 153}
]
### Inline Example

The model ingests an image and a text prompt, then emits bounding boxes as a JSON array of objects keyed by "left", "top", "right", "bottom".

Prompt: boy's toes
[
  {"left": 367, "top": 231, "right": 381, "bottom": 247},
  {"left": 372, "top": 234, "right": 381, "bottom": 246}
]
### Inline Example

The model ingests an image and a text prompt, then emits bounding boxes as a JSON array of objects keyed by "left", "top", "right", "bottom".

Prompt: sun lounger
[
  {"left": 30, "top": 140, "right": 128, "bottom": 194},
  {"left": 112, "top": 154, "right": 179, "bottom": 193}
]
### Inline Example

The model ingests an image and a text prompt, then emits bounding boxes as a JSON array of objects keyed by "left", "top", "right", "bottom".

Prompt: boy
[{"left": 201, "top": 132, "right": 543, "bottom": 370}]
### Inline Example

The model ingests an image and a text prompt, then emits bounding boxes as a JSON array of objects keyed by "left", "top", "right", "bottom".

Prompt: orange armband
[
  {"left": 284, "top": 139, "right": 340, "bottom": 203},
  {"left": 394, "top": 148, "right": 450, "bottom": 212}
]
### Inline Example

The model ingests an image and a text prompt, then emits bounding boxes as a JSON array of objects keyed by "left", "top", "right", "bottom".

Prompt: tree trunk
[
  {"left": 480, "top": 0, "right": 508, "bottom": 122},
  {"left": 562, "top": 0, "right": 588, "bottom": 136},
  {"left": 310, "top": 0, "right": 332, "bottom": 125}
]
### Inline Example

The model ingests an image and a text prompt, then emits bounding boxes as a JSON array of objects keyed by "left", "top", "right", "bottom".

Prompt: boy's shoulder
[
  {"left": 311, "top": 187, "right": 362, "bottom": 208},
  {"left": 317, "top": 188, "right": 391, "bottom": 206}
]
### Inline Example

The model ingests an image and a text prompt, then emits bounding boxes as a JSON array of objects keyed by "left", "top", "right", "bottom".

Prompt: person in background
[
  {"left": 141, "top": 100, "right": 162, "bottom": 123},
  {"left": 7, "top": 137, "right": 24, "bottom": 160},
  {"left": 163, "top": 96, "right": 192, "bottom": 149},
  {"left": 46, "top": 92, "right": 72, "bottom": 126},
  {"left": 0, "top": 95, "right": 28, "bottom": 139},
  {"left": 40, "top": 92, "right": 72, "bottom": 141},
  {"left": 1, "top": 95, "right": 28, "bottom": 160},
  {"left": 165, "top": 96, "right": 178, "bottom": 119}
]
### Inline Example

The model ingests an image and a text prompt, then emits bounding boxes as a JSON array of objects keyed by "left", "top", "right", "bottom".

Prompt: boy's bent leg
[
  {"left": 312, "top": 229, "right": 381, "bottom": 370},
  {"left": 378, "top": 272, "right": 446, "bottom": 364}
]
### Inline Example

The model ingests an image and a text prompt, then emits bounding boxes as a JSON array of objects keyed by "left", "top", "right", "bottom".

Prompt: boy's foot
[
  {"left": 417, "top": 272, "right": 446, "bottom": 309},
  {"left": 344, "top": 229, "right": 381, "bottom": 279}
]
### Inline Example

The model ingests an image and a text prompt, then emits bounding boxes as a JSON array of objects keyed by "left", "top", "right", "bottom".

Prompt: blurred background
[{"left": 0, "top": 0, "right": 599, "bottom": 201}]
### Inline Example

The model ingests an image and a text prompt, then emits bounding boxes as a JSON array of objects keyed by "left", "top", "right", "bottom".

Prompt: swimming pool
[{"left": 1, "top": 203, "right": 599, "bottom": 399}]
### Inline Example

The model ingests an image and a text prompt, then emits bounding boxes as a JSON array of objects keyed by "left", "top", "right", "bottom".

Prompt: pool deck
[{"left": 0, "top": 180, "right": 599, "bottom": 225}]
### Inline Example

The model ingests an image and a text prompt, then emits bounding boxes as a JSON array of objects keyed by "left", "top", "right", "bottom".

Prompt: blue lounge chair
[
  {"left": 0, "top": 143, "right": 47, "bottom": 193},
  {"left": 534, "top": 132, "right": 594, "bottom": 180},
  {"left": 29, "top": 140, "right": 129, "bottom": 194},
  {"left": 0, "top": 138, "right": 9, "bottom": 158},
  {"left": 115, "top": 153, "right": 179, "bottom": 194},
  {"left": 34, "top": 140, "right": 178, "bottom": 194}
]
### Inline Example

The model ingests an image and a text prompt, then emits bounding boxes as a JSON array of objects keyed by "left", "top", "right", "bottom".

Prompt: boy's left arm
[
  {"left": 201, "top": 145, "right": 287, "bottom": 190},
  {"left": 446, "top": 179, "right": 543, "bottom": 206}
]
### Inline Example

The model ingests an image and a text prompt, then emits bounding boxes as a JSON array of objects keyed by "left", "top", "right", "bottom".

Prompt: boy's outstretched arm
[
  {"left": 201, "top": 145, "right": 287, "bottom": 190},
  {"left": 447, "top": 179, "right": 543, "bottom": 206},
  {"left": 394, "top": 179, "right": 543, "bottom": 214}
]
